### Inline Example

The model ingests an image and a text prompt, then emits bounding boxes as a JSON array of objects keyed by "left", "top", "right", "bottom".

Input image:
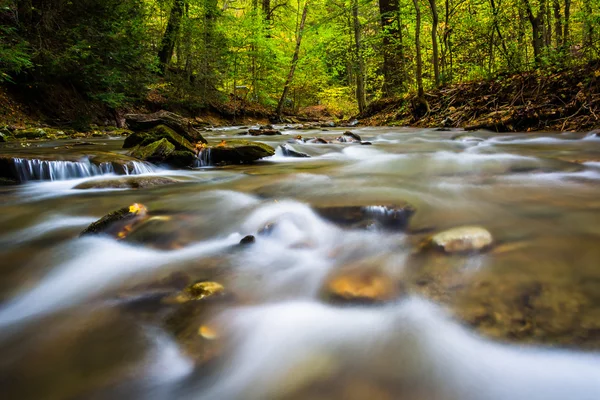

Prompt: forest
[{"left": 1, "top": 0, "right": 599, "bottom": 127}]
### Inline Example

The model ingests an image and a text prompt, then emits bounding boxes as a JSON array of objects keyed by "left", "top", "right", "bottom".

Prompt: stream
[{"left": 1, "top": 126, "right": 600, "bottom": 399}]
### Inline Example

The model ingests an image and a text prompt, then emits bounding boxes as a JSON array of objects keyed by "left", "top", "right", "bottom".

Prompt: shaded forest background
[{"left": 0, "top": 0, "right": 599, "bottom": 128}]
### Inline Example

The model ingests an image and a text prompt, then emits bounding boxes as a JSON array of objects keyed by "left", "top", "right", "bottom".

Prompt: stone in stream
[
  {"left": 80, "top": 203, "right": 149, "bottom": 238},
  {"left": 123, "top": 124, "right": 196, "bottom": 152},
  {"left": 246, "top": 128, "right": 281, "bottom": 136},
  {"left": 315, "top": 204, "right": 416, "bottom": 231},
  {"left": 239, "top": 235, "right": 256, "bottom": 245},
  {"left": 197, "top": 140, "right": 275, "bottom": 166},
  {"left": 279, "top": 143, "right": 310, "bottom": 158},
  {"left": 305, "top": 137, "right": 329, "bottom": 144},
  {"left": 335, "top": 131, "right": 362, "bottom": 143},
  {"left": 125, "top": 110, "right": 207, "bottom": 144},
  {"left": 129, "top": 138, "right": 176, "bottom": 162},
  {"left": 74, "top": 176, "right": 179, "bottom": 190},
  {"left": 427, "top": 226, "right": 493, "bottom": 253},
  {"left": 323, "top": 268, "right": 404, "bottom": 304}
]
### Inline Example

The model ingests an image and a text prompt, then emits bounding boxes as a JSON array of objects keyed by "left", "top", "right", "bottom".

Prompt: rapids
[{"left": 1, "top": 126, "right": 600, "bottom": 399}]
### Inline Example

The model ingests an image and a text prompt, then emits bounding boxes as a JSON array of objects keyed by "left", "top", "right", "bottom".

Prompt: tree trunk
[
  {"left": 490, "top": 0, "right": 514, "bottom": 69},
  {"left": 158, "top": 0, "right": 185, "bottom": 74},
  {"left": 353, "top": 0, "right": 367, "bottom": 112},
  {"left": 276, "top": 1, "right": 309, "bottom": 117},
  {"left": 262, "top": 0, "right": 271, "bottom": 21},
  {"left": 427, "top": 0, "right": 440, "bottom": 86},
  {"left": 378, "top": 0, "right": 405, "bottom": 95},
  {"left": 413, "top": 0, "right": 424, "bottom": 97},
  {"left": 522, "top": 0, "right": 543, "bottom": 65},
  {"left": 553, "top": 0, "right": 562, "bottom": 49},
  {"left": 563, "top": 0, "right": 570, "bottom": 49},
  {"left": 583, "top": 0, "right": 593, "bottom": 57}
]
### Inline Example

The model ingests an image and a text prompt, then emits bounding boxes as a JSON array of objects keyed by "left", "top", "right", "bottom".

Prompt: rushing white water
[
  {"left": 12, "top": 157, "right": 155, "bottom": 181},
  {"left": 197, "top": 299, "right": 600, "bottom": 400},
  {"left": 0, "top": 235, "right": 241, "bottom": 328},
  {"left": 0, "top": 215, "right": 96, "bottom": 246}
]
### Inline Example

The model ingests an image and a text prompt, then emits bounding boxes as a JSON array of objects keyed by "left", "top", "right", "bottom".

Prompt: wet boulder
[
  {"left": 123, "top": 124, "right": 196, "bottom": 153},
  {"left": 197, "top": 140, "right": 275, "bottom": 166},
  {"left": 80, "top": 203, "right": 149, "bottom": 238},
  {"left": 247, "top": 128, "right": 281, "bottom": 136},
  {"left": 427, "top": 226, "right": 493, "bottom": 253},
  {"left": 125, "top": 110, "right": 207, "bottom": 144},
  {"left": 305, "top": 137, "right": 329, "bottom": 144},
  {"left": 12, "top": 127, "right": 49, "bottom": 140},
  {"left": 279, "top": 144, "right": 310, "bottom": 158},
  {"left": 336, "top": 131, "right": 362, "bottom": 143},
  {"left": 129, "top": 138, "right": 176, "bottom": 162},
  {"left": 74, "top": 176, "right": 178, "bottom": 190},
  {"left": 315, "top": 204, "right": 415, "bottom": 231}
]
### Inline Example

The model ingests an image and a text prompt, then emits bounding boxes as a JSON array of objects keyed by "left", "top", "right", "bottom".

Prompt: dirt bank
[{"left": 360, "top": 61, "right": 600, "bottom": 132}]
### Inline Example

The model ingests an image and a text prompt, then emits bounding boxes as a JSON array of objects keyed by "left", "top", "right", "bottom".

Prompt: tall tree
[
  {"left": 378, "top": 0, "right": 405, "bottom": 95},
  {"left": 276, "top": 0, "right": 309, "bottom": 117},
  {"left": 158, "top": 0, "right": 185, "bottom": 74},
  {"left": 352, "top": 0, "right": 367, "bottom": 112},
  {"left": 427, "top": 0, "right": 441, "bottom": 85},
  {"left": 413, "top": 0, "right": 424, "bottom": 97}
]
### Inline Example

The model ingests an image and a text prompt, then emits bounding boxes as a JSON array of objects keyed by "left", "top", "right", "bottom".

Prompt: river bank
[{"left": 360, "top": 61, "right": 600, "bottom": 133}]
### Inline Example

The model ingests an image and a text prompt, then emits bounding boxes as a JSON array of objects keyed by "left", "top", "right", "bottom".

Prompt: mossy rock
[
  {"left": 199, "top": 140, "right": 275, "bottom": 165},
  {"left": 123, "top": 125, "right": 195, "bottom": 153},
  {"left": 129, "top": 138, "right": 176, "bottom": 161},
  {"left": 74, "top": 176, "right": 178, "bottom": 190},
  {"left": 13, "top": 128, "right": 48, "bottom": 139},
  {"left": 125, "top": 110, "right": 207, "bottom": 144},
  {"left": 165, "top": 150, "right": 197, "bottom": 168},
  {"left": 80, "top": 203, "right": 149, "bottom": 238}
]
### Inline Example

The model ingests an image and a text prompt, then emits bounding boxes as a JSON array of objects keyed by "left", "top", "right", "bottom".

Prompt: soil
[{"left": 359, "top": 60, "right": 600, "bottom": 133}]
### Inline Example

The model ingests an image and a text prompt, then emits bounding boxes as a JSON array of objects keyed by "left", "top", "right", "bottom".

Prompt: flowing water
[{"left": 1, "top": 127, "right": 600, "bottom": 399}]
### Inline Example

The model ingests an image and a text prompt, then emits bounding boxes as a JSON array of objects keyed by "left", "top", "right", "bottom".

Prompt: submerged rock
[
  {"left": 247, "top": 128, "right": 281, "bottom": 136},
  {"left": 197, "top": 140, "right": 275, "bottom": 166},
  {"left": 80, "top": 203, "right": 149, "bottom": 238},
  {"left": 428, "top": 226, "right": 493, "bottom": 253},
  {"left": 125, "top": 110, "right": 207, "bottom": 144},
  {"left": 183, "top": 281, "right": 226, "bottom": 300},
  {"left": 279, "top": 144, "right": 310, "bottom": 158},
  {"left": 324, "top": 269, "right": 403, "bottom": 304},
  {"left": 74, "top": 176, "right": 178, "bottom": 190},
  {"left": 315, "top": 204, "right": 415, "bottom": 231},
  {"left": 451, "top": 134, "right": 485, "bottom": 142}
]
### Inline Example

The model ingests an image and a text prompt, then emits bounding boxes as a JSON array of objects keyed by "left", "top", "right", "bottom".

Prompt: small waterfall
[
  {"left": 195, "top": 148, "right": 212, "bottom": 167},
  {"left": 12, "top": 157, "right": 155, "bottom": 182},
  {"left": 122, "top": 161, "right": 156, "bottom": 175}
]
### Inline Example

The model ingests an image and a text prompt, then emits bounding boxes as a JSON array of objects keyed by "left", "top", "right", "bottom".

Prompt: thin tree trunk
[
  {"left": 352, "top": 0, "right": 366, "bottom": 112},
  {"left": 262, "top": 0, "right": 271, "bottom": 21},
  {"left": 413, "top": 0, "right": 424, "bottom": 97},
  {"left": 276, "top": 1, "right": 309, "bottom": 118},
  {"left": 427, "top": 0, "right": 440, "bottom": 86},
  {"left": 563, "top": 0, "right": 570, "bottom": 49},
  {"left": 490, "top": 0, "right": 514, "bottom": 69},
  {"left": 158, "top": 0, "right": 185, "bottom": 74},
  {"left": 378, "top": 0, "right": 404, "bottom": 95},
  {"left": 553, "top": 0, "right": 562, "bottom": 48},
  {"left": 522, "top": 0, "right": 543, "bottom": 65}
]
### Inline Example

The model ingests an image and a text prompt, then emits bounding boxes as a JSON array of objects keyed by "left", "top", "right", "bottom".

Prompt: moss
[
  {"left": 13, "top": 128, "right": 48, "bottom": 139},
  {"left": 80, "top": 203, "right": 148, "bottom": 237},
  {"left": 129, "top": 138, "right": 176, "bottom": 161},
  {"left": 165, "top": 150, "right": 196, "bottom": 168},
  {"left": 123, "top": 125, "right": 195, "bottom": 153}
]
